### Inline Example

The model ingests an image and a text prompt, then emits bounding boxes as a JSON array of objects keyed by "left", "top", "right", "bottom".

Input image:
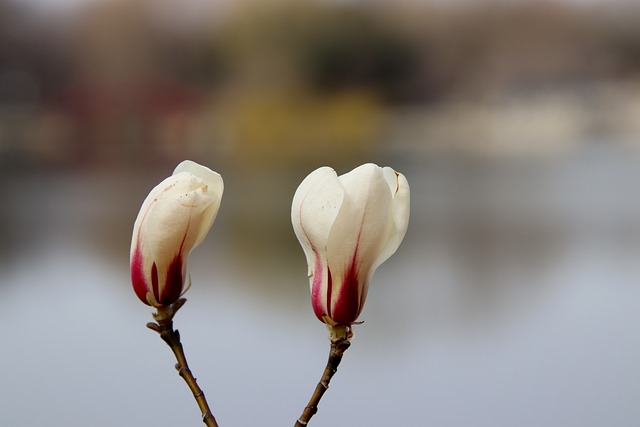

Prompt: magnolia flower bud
[
  {"left": 291, "top": 163, "right": 410, "bottom": 327},
  {"left": 130, "top": 160, "right": 224, "bottom": 307}
]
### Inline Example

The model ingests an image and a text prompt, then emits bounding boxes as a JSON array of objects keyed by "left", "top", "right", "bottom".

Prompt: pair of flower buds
[{"left": 131, "top": 161, "right": 410, "bottom": 327}]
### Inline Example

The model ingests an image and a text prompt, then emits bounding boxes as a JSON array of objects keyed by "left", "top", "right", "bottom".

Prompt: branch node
[{"left": 146, "top": 322, "right": 161, "bottom": 333}]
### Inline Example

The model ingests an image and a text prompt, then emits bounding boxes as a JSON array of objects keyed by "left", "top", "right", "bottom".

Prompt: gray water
[{"left": 0, "top": 141, "right": 639, "bottom": 426}]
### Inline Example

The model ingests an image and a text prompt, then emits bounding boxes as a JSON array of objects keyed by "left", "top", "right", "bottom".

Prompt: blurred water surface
[{"left": 1, "top": 136, "right": 639, "bottom": 427}]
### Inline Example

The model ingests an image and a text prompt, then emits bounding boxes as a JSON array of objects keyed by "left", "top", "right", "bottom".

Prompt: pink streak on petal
[
  {"left": 131, "top": 246, "right": 151, "bottom": 306},
  {"left": 151, "top": 262, "right": 159, "bottom": 300},
  {"left": 311, "top": 251, "right": 327, "bottom": 322},
  {"left": 298, "top": 194, "right": 331, "bottom": 324},
  {"left": 331, "top": 252, "right": 361, "bottom": 326},
  {"left": 159, "top": 215, "right": 191, "bottom": 305},
  {"left": 331, "top": 220, "right": 366, "bottom": 326},
  {"left": 159, "top": 254, "right": 184, "bottom": 305},
  {"left": 326, "top": 267, "right": 333, "bottom": 318}
]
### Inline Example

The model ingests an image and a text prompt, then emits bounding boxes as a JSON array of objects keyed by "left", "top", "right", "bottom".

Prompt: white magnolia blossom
[
  {"left": 130, "top": 160, "right": 223, "bottom": 307},
  {"left": 291, "top": 163, "right": 410, "bottom": 326}
]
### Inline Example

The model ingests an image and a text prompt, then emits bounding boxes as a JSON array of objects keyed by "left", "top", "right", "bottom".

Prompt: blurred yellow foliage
[{"left": 219, "top": 90, "right": 384, "bottom": 166}]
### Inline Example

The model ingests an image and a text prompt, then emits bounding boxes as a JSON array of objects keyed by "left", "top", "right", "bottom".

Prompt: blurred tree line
[{"left": 1, "top": 0, "right": 640, "bottom": 169}]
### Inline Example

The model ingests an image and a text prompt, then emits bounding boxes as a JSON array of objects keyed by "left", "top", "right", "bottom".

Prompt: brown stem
[
  {"left": 146, "top": 298, "right": 219, "bottom": 427},
  {"left": 294, "top": 326, "right": 352, "bottom": 427}
]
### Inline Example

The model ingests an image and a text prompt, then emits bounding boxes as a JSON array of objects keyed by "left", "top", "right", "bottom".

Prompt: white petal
[
  {"left": 174, "top": 160, "right": 224, "bottom": 195},
  {"left": 291, "top": 167, "right": 344, "bottom": 277},
  {"left": 370, "top": 168, "right": 410, "bottom": 271},
  {"left": 173, "top": 160, "right": 224, "bottom": 248},
  {"left": 136, "top": 179, "right": 194, "bottom": 284},
  {"left": 327, "top": 164, "right": 394, "bottom": 303}
]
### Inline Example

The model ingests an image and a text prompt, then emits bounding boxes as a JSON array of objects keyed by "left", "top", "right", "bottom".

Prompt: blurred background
[{"left": 1, "top": 0, "right": 639, "bottom": 425}]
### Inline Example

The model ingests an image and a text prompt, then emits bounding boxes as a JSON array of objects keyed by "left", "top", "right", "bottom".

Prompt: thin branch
[
  {"left": 294, "top": 327, "right": 352, "bottom": 427},
  {"left": 147, "top": 298, "right": 219, "bottom": 427}
]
